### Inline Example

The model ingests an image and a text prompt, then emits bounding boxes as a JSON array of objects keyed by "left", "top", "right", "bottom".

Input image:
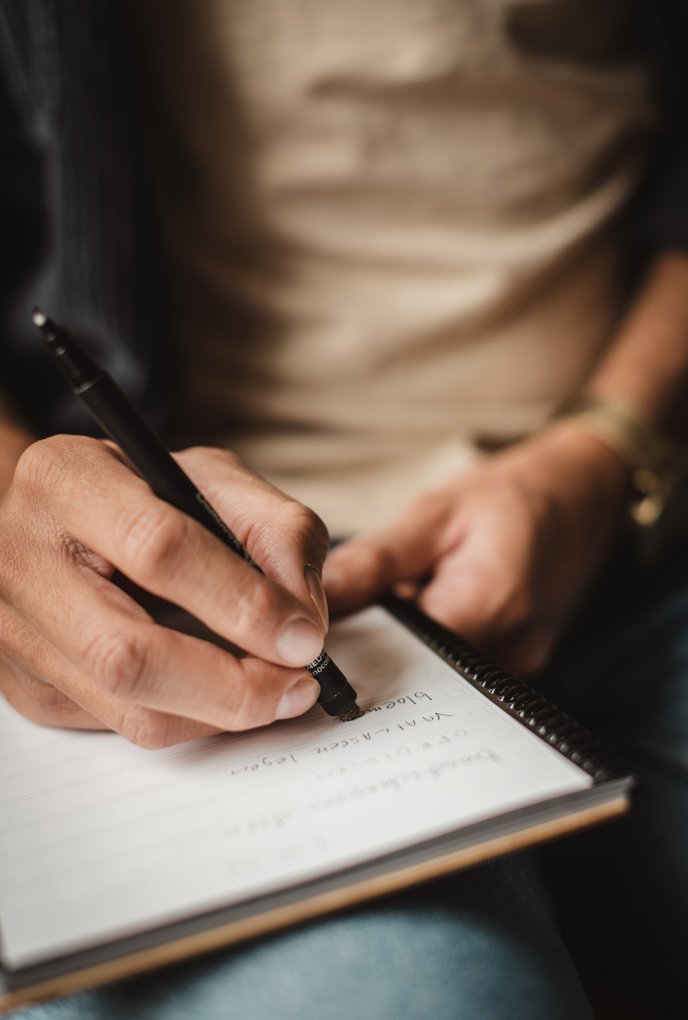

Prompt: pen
[{"left": 32, "top": 309, "right": 362, "bottom": 722}]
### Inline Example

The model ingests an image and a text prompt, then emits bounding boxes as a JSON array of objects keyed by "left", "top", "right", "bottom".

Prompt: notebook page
[{"left": 0, "top": 607, "right": 591, "bottom": 969}]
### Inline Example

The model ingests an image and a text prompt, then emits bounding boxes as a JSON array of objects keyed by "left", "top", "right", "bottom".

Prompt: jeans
[{"left": 13, "top": 545, "right": 688, "bottom": 1020}]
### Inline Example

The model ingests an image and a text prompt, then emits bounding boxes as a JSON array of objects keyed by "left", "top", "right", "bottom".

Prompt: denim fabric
[
  {"left": 12, "top": 550, "right": 688, "bottom": 1019},
  {"left": 12, "top": 855, "right": 593, "bottom": 1020}
]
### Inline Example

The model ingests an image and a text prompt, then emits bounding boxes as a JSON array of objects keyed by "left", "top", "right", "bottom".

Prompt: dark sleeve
[
  {"left": 632, "top": 0, "right": 688, "bottom": 255},
  {"left": 0, "top": 0, "right": 168, "bottom": 438},
  {"left": 0, "top": 74, "right": 44, "bottom": 308},
  {"left": 0, "top": 3, "right": 51, "bottom": 428}
]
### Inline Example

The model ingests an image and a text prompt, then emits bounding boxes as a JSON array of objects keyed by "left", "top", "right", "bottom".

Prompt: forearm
[{"left": 583, "top": 251, "right": 688, "bottom": 432}]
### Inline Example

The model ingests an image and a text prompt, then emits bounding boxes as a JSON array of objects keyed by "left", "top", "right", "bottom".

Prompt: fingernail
[
  {"left": 305, "top": 563, "right": 329, "bottom": 629},
  {"left": 276, "top": 618, "right": 323, "bottom": 666},
  {"left": 276, "top": 677, "right": 320, "bottom": 720}
]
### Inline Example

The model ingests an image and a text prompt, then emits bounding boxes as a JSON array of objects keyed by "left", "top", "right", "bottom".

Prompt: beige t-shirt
[{"left": 135, "top": 0, "right": 656, "bottom": 533}]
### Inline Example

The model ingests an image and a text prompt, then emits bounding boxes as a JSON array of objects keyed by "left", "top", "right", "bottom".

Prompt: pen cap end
[{"left": 31, "top": 311, "right": 100, "bottom": 388}]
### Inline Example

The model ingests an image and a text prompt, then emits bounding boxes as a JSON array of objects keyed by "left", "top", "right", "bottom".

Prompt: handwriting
[
  {"left": 227, "top": 753, "right": 299, "bottom": 776},
  {"left": 310, "top": 749, "right": 505, "bottom": 810},
  {"left": 365, "top": 692, "right": 433, "bottom": 712},
  {"left": 315, "top": 744, "right": 501, "bottom": 782},
  {"left": 314, "top": 712, "right": 453, "bottom": 754}
]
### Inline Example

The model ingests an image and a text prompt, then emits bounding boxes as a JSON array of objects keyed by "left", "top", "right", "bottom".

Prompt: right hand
[{"left": 0, "top": 436, "right": 330, "bottom": 747}]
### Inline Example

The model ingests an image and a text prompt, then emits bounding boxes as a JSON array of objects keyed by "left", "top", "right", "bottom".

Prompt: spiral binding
[{"left": 381, "top": 594, "right": 627, "bottom": 784}]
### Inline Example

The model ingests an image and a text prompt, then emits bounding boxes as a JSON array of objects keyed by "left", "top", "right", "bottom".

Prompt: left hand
[{"left": 324, "top": 424, "right": 630, "bottom": 675}]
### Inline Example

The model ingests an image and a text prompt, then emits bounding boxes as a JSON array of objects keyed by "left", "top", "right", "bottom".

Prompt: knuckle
[
  {"left": 85, "top": 629, "right": 149, "bottom": 700},
  {"left": 119, "top": 708, "right": 176, "bottom": 749},
  {"left": 14, "top": 437, "right": 66, "bottom": 493},
  {"left": 283, "top": 502, "right": 330, "bottom": 547},
  {"left": 14, "top": 435, "right": 97, "bottom": 494},
  {"left": 248, "top": 501, "right": 330, "bottom": 568},
  {"left": 122, "top": 506, "right": 189, "bottom": 583}
]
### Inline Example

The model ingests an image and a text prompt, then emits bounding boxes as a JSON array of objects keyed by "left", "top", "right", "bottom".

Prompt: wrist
[
  {"left": 550, "top": 396, "right": 688, "bottom": 526},
  {"left": 496, "top": 420, "right": 631, "bottom": 521}
]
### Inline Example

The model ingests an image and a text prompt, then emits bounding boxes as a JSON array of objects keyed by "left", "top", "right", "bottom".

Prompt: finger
[
  {"left": 13, "top": 437, "right": 325, "bottom": 667},
  {"left": 420, "top": 567, "right": 555, "bottom": 676},
  {"left": 7, "top": 552, "right": 320, "bottom": 732},
  {"left": 416, "top": 542, "right": 555, "bottom": 674},
  {"left": 0, "top": 652, "right": 104, "bottom": 730},
  {"left": 0, "top": 661, "right": 224, "bottom": 747},
  {"left": 418, "top": 555, "right": 508, "bottom": 642},
  {"left": 416, "top": 502, "right": 531, "bottom": 639},
  {"left": 0, "top": 599, "right": 222, "bottom": 744},
  {"left": 177, "top": 447, "right": 331, "bottom": 627},
  {"left": 323, "top": 496, "right": 457, "bottom": 614}
]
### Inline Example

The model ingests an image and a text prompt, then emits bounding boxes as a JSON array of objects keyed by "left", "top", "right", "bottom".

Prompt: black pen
[{"left": 33, "top": 309, "right": 362, "bottom": 722}]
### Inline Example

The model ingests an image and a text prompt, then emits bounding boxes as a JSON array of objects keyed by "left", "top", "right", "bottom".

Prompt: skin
[
  {"left": 1, "top": 254, "right": 687, "bottom": 743},
  {"left": 0, "top": 438, "right": 328, "bottom": 746},
  {"left": 324, "top": 252, "right": 688, "bottom": 674}
]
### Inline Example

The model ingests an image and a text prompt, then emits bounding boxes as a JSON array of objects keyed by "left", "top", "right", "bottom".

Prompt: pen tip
[
  {"left": 338, "top": 703, "right": 364, "bottom": 723},
  {"left": 32, "top": 308, "right": 47, "bottom": 328}
]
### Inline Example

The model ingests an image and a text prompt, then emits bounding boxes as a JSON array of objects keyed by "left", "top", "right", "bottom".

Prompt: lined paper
[{"left": 0, "top": 607, "right": 590, "bottom": 969}]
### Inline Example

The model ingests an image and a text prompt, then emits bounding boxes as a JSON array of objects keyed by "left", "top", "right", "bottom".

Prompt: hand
[
  {"left": 324, "top": 425, "right": 630, "bottom": 675},
  {"left": 0, "top": 437, "right": 330, "bottom": 746}
]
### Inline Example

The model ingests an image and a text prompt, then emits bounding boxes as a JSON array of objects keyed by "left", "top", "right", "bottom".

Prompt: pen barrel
[
  {"left": 309, "top": 652, "right": 359, "bottom": 717},
  {"left": 78, "top": 373, "right": 253, "bottom": 564}
]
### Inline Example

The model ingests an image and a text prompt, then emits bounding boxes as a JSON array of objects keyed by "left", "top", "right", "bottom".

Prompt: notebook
[{"left": 0, "top": 596, "right": 632, "bottom": 1011}]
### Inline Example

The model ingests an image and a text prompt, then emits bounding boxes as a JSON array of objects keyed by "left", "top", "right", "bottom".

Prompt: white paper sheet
[{"left": 0, "top": 607, "right": 590, "bottom": 968}]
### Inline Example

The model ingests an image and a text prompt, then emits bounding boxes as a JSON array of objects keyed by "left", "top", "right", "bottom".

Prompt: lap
[
  {"left": 12, "top": 856, "right": 593, "bottom": 1020},
  {"left": 14, "top": 544, "right": 688, "bottom": 1020}
]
